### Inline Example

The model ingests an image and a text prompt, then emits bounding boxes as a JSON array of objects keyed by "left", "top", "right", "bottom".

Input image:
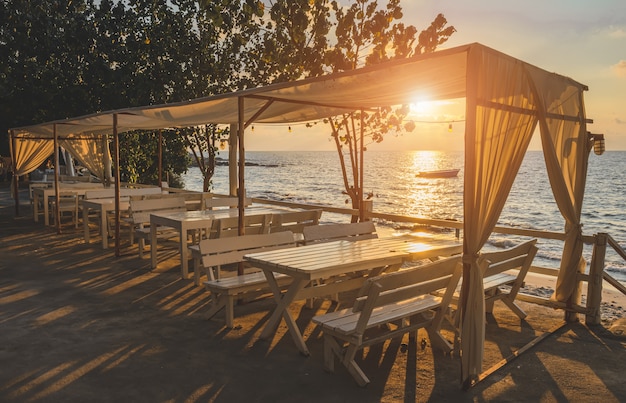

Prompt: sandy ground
[{"left": 0, "top": 183, "right": 625, "bottom": 402}]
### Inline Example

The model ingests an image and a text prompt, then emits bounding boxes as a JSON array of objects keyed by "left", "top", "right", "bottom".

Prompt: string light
[
  {"left": 288, "top": 126, "right": 292, "bottom": 133},
  {"left": 251, "top": 125, "right": 254, "bottom": 132},
  {"left": 448, "top": 123, "right": 453, "bottom": 132}
]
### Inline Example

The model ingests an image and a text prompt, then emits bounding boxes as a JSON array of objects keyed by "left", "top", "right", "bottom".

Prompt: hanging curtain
[
  {"left": 60, "top": 134, "right": 111, "bottom": 183},
  {"left": 461, "top": 46, "right": 538, "bottom": 387},
  {"left": 10, "top": 136, "right": 54, "bottom": 177},
  {"left": 527, "top": 68, "right": 590, "bottom": 304}
]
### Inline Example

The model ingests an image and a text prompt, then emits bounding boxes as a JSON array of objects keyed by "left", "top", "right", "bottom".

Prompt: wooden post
[
  {"left": 158, "top": 130, "right": 163, "bottom": 187},
  {"left": 237, "top": 99, "right": 245, "bottom": 276},
  {"left": 586, "top": 233, "right": 607, "bottom": 325},
  {"left": 10, "top": 130, "right": 20, "bottom": 216},
  {"left": 53, "top": 124, "right": 61, "bottom": 234},
  {"left": 229, "top": 123, "right": 238, "bottom": 197},
  {"left": 113, "top": 114, "right": 121, "bottom": 257},
  {"left": 362, "top": 199, "right": 373, "bottom": 221},
  {"left": 359, "top": 110, "right": 365, "bottom": 222}
]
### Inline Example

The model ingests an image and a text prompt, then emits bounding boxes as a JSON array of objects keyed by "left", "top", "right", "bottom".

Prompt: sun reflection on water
[{"left": 380, "top": 150, "right": 463, "bottom": 221}]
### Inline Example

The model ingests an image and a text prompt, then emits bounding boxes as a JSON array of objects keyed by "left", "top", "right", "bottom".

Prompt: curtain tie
[{"left": 462, "top": 253, "right": 479, "bottom": 265}]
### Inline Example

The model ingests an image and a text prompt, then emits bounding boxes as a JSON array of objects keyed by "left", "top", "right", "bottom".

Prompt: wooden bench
[
  {"left": 128, "top": 197, "right": 187, "bottom": 258},
  {"left": 132, "top": 191, "right": 212, "bottom": 211},
  {"left": 269, "top": 209, "right": 322, "bottom": 242},
  {"left": 206, "top": 213, "right": 272, "bottom": 239},
  {"left": 302, "top": 221, "right": 377, "bottom": 245},
  {"left": 204, "top": 196, "right": 251, "bottom": 210},
  {"left": 312, "top": 255, "right": 462, "bottom": 386},
  {"left": 82, "top": 187, "right": 164, "bottom": 230},
  {"left": 478, "top": 239, "right": 538, "bottom": 319},
  {"left": 199, "top": 231, "right": 297, "bottom": 328},
  {"left": 83, "top": 186, "right": 163, "bottom": 200}
]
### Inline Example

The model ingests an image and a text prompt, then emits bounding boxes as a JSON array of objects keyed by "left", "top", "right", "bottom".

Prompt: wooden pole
[
  {"left": 53, "top": 124, "right": 61, "bottom": 234},
  {"left": 237, "top": 98, "right": 245, "bottom": 276},
  {"left": 586, "top": 232, "right": 607, "bottom": 325},
  {"left": 10, "top": 130, "right": 20, "bottom": 216},
  {"left": 359, "top": 110, "right": 364, "bottom": 222},
  {"left": 229, "top": 123, "right": 238, "bottom": 197},
  {"left": 158, "top": 129, "right": 163, "bottom": 187},
  {"left": 113, "top": 114, "right": 121, "bottom": 257}
]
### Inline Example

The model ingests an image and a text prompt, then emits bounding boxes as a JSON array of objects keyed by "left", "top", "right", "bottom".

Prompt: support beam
[
  {"left": 229, "top": 123, "right": 237, "bottom": 197},
  {"left": 158, "top": 129, "right": 163, "bottom": 186},
  {"left": 237, "top": 98, "right": 245, "bottom": 276},
  {"left": 10, "top": 130, "right": 19, "bottom": 216},
  {"left": 53, "top": 124, "right": 61, "bottom": 234},
  {"left": 586, "top": 233, "right": 607, "bottom": 325},
  {"left": 113, "top": 114, "right": 121, "bottom": 257}
]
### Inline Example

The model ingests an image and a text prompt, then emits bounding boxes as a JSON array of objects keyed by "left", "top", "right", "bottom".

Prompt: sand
[{"left": 0, "top": 183, "right": 625, "bottom": 402}]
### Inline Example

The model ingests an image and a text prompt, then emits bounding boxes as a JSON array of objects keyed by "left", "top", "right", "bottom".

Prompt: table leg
[
  {"left": 100, "top": 207, "right": 108, "bottom": 249},
  {"left": 43, "top": 195, "right": 50, "bottom": 226},
  {"left": 83, "top": 206, "right": 91, "bottom": 243},
  {"left": 150, "top": 223, "right": 158, "bottom": 269},
  {"left": 34, "top": 192, "right": 39, "bottom": 222},
  {"left": 260, "top": 272, "right": 310, "bottom": 356},
  {"left": 179, "top": 224, "right": 189, "bottom": 279}
]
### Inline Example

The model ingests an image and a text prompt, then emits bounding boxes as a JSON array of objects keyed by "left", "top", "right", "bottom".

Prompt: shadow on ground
[{"left": 0, "top": 184, "right": 624, "bottom": 402}]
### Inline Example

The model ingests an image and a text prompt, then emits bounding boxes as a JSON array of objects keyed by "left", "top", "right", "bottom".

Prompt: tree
[
  {"left": 0, "top": 0, "right": 96, "bottom": 155},
  {"left": 0, "top": 0, "right": 193, "bottom": 183},
  {"left": 183, "top": 125, "right": 229, "bottom": 192},
  {"left": 254, "top": 0, "right": 455, "bottom": 219},
  {"left": 327, "top": 5, "right": 455, "bottom": 220}
]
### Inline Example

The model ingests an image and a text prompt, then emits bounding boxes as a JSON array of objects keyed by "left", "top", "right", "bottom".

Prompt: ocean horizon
[{"left": 181, "top": 150, "right": 626, "bottom": 282}]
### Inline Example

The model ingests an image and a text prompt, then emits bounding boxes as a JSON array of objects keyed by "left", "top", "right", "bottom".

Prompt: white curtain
[
  {"left": 60, "top": 134, "right": 111, "bottom": 182},
  {"left": 10, "top": 137, "right": 54, "bottom": 177},
  {"left": 461, "top": 46, "right": 538, "bottom": 387},
  {"left": 527, "top": 67, "right": 590, "bottom": 304}
]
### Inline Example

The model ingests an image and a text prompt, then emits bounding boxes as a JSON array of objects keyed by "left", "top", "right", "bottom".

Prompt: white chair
[{"left": 50, "top": 191, "right": 79, "bottom": 228}]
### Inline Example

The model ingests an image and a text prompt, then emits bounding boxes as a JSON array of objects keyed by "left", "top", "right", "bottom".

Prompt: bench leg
[
  {"left": 426, "top": 327, "right": 453, "bottom": 354},
  {"left": 206, "top": 294, "right": 227, "bottom": 322},
  {"left": 323, "top": 335, "right": 337, "bottom": 373},
  {"left": 138, "top": 237, "right": 145, "bottom": 258},
  {"left": 224, "top": 295, "right": 235, "bottom": 328},
  {"left": 502, "top": 297, "right": 527, "bottom": 319},
  {"left": 342, "top": 344, "right": 369, "bottom": 387}
]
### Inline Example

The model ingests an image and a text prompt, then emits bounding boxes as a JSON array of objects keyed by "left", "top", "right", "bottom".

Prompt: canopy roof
[
  {"left": 8, "top": 42, "right": 593, "bottom": 387},
  {"left": 11, "top": 43, "right": 473, "bottom": 137}
]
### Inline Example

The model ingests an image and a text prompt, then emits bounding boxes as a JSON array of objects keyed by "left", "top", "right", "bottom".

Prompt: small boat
[{"left": 416, "top": 169, "right": 460, "bottom": 178}]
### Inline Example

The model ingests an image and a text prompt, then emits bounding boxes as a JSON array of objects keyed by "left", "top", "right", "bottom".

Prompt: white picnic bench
[
  {"left": 302, "top": 221, "right": 377, "bottom": 244},
  {"left": 471, "top": 239, "right": 538, "bottom": 319},
  {"left": 199, "top": 231, "right": 297, "bottom": 328},
  {"left": 128, "top": 197, "right": 188, "bottom": 258},
  {"left": 81, "top": 186, "right": 164, "bottom": 248},
  {"left": 312, "top": 255, "right": 463, "bottom": 386},
  {"left": 269, "top": 209, "right": 323, "bottom": 241}
]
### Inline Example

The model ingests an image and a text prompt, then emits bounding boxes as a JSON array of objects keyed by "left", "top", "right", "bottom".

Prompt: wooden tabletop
[{"left": 245, "top": 239, "right": 409, "bottom": 281}]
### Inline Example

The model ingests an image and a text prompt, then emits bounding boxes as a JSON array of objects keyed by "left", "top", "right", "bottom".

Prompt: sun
[{"left": 409, "top": 99, "right": 435, "bottom": 116}]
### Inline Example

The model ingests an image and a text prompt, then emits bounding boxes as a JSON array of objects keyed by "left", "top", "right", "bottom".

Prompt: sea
[{"left": 181, "top": 150, "right": 626, "bottom": 283}]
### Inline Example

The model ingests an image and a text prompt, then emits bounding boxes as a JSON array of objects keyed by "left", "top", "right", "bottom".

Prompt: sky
[{"left": 245, "top": 0, "right": 626, "bottom": 152}]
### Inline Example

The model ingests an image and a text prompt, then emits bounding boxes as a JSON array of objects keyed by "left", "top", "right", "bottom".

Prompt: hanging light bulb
[
  {"left": 288, "top": 126, "right": 292, "bottom": 133},
  {"left": 448, "top": 123, "right": 453, "bottom": 132},
  {"left": 251, "top": 125, "right": 254, "bottom": 132}
]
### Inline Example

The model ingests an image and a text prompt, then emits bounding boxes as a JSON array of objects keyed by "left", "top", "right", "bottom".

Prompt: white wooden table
[
  {"left": 32, "top": 183, "right": 104, "bottom": 225},
  {"left": 150, "top": 206, "right": 306, "bottom": 279},
  {"left": 244, "top": 235, "right": 463, "bottom": 355},
  {"left": 81, "top": 198, "right": 130, "bottom": 249}
]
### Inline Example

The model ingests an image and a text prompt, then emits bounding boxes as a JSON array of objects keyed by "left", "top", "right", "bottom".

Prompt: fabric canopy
[{"left": 8, "top": 43, "right": 592, "bottom": 386}]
